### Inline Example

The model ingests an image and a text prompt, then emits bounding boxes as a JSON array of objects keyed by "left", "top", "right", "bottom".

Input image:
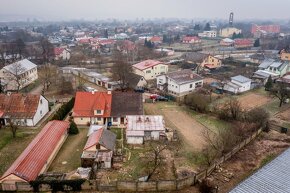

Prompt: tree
[
  {"left": 104, "top": 29, "right": 109, "bottom": 38},
  {"left": 194, "top": 24, "right": 201, "bottom": 31},
  {"left": 218, "top": 98, "right": 242, "bottom": 121},
  {"left": 69, "top": 121, "right": 79, "bottom": 135},
  {"left": 265, "top": 76, "right": 273, "bottom": 91},
  {"left": 14, "top": 38, "right": 26, "bottom": 58},
  {"left": 254, "top": 38, "right": 260, "bottom": 47},
  {"left": 245, "top": 107, "right": 270, "bottom": 130},
  {"left": 58, "top": 77, "right": 74, "bottom": 95},
  {"left": 111, "top": 51, "right": 134, "bottom": 91},
  {"left": 8, "top": 119, "right": 18, "bottom": 138},
  {"left": 6, "top": 62, "right": 26, "bottom": 92},
  {"left": 270, "top": 80, "right": 290, "bottom": 107},
  {"left": 184, "top": 93, "right": 210, "bottom": 113},
  {"left": 204, "top": 23, "right": 211, "bottom": 31},
  {"left": 144, "top": 143, "right": 167, "bottom": 181},
  {"left": 38, "top": 64, "right": 57, "bottom": 94},
  {"left": 39, "top": 38, "right": 54, "bottom": 64},
  {"left": 0, "top": 79, "right": 3, "bottom": 93}
]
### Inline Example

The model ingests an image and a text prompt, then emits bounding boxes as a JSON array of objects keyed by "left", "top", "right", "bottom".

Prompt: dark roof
[
  {"left": 182, "top": 52, "right": 208, "bottom": 63},
  {"left": 167, "top": 69, "right": 203, "bottom": 84},
  {"left": 111, "top": 92, "right": 143, "bottom": 117},
  {"left": 127, "top": 73, "right": 146, "bottom": 88},
  {"left": 100, "top": 129, "right": 116, "bottom": 150}
]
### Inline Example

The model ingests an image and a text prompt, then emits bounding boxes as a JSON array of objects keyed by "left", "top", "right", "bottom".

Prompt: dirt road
[{"left": 145, "top": 103, "right": 207, "bottom": 151}]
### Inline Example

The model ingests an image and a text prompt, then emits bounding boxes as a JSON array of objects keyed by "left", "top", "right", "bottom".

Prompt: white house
[
  {"left": 223, "top": 75, "right": 252, "bottom": 94},
  {"left": 0, "top": 59, "right": 38, "bottom": 91},
  {"left": 54, "top": 47, "right": 71, "bottom": 61},
  {"left": 0, "top": 94, "right": 49, "bottom": 127},
  {"left": 198, "top": 31, "right": 217, "bottom": 38},
  {"left": 157, "top": 69, "right": 203, "bottom": 97},
  {"left": 132, "top": 60, "right": 168, "bottom": 80},
  {"left": 126, "top": 115, "right": 166, "bottom": 144}
]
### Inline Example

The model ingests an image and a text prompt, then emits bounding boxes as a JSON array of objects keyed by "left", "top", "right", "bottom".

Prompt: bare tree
[
  {"left": 6, "top": 62, "right": 26, "bottom": 92},
  {"left": 270, "top": 80, "right": 290, "bottom": 107},
  {"left": 38, "top": 64, "right": 57, "bottom": 94},
  {"left": 8, "top": 119, "right": 18, "bottom": 138},
  {"left": 111, "top": 51, "right": 134, "bottom": 91},
  {"left": 218, "top": 98, "right": 242, "bottom": 121},
  {"left": 39, "top": 38, "right": 54, "bottom": 64},
  {"left": 144, "top": 143, "right": 167, "bottom": 181}
]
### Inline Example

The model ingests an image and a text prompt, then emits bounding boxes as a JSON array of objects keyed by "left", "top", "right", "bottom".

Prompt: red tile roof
[
  {"left": 234, "top": 39, "right": 253, "bottom": 46},
  {"left": 0, "top": 121, "right": 70, "bottom": 182},
  {"left": 0, "top": 94, "right": 41, "bottom": 119},
  {"left": 83, "top": 128, "right": 104, "bottom": 150},
  {"left": 150, "top": 36, "right": 162, "bottom": 42},
  {"left": 132, "top": 60, "right": 163, "bottom": 70},
  {"left": 183, "top": 36, "right": 200, "bottom": 42},
  {"left": 54, "top": 47, "right": 64, "bottom": 56},
  {"left": 72, "top": 92, "right": 112, "bottom": 117}
]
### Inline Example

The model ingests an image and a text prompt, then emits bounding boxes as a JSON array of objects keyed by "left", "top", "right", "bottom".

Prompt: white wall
[
  {"left": 231, "top": 80, "right": 251, "bottom": 93},
  {"left": 32, "top": 96, "right": 49, "bottom": 126},
  {"left": 127, "top": 136, "right": 144, "bottom": 144},
  {"left": 167, "top": 78, "right": 203, "bottom": 96},
  {"left": 134, "top": 64, "right": 168, "bottom": 80}
]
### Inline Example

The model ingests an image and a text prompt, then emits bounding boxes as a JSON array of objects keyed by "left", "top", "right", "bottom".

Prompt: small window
[
  {"left": 97, "top": 110, "right": 101, "bottom": 114},
  {"left": 190, "top": 84, "right": 193, "bottom": 88},
  {"left": 97, "top": 117, "right": 101, "bottom": 121},
  {"left": 40, "top": 110, "right": 42, "bottom": 115},
  {"left": 113, "top": 117, "right": 118, "bottom": 122},
  {"left": 40, "top": 99, "right": 43, "bottom": 104}
]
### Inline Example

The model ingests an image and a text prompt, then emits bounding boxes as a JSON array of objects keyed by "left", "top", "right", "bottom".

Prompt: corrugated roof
[
  {"left": 3, "top": 59, "right": 37, "bottom": 74},
  {"left": 132, "top": 60, "right": 163, "bottom": 70},
  {"left": 167, "top": 69, "right": 203, "bottom": 84},
  {"left": 258, "top": 59, "right": 275, "bottom": 69},
  {"left": 230, "top": 147, "right": 290, "bottom": 193},
  {"left": 0, "top": 121, "right": 70, "bottom": 182},
  {"left": 126, "top": 115, "right": 165, "bottom": 131},
  {"left": 231, "top": 75, "right": 251, "bottom": 83},
  {"left": 0, "top": 94, "right": 42, "bottom": 119}
]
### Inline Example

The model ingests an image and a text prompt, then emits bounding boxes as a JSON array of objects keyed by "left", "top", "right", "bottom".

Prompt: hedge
[{"left": 50, "top": 97, "right": 75, "bottom": 121}]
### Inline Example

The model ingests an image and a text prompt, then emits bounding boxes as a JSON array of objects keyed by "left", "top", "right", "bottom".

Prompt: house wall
[
  {"left": 136, "top": 77, "right": 147, "bottom": 88},
  {"left": 151, "top": 131, "right": 160, "bottom": 140},
  {"left": 231, "top": 80, "right": 251, "bottom": 93},
  {"left": 223, "top": 84, "right": 239, "bottom": 94},
  {"left": 201, "top": 56, "right": 222, "bottom": 68},
  {"left": 0, "top": 174, "right": 27, "bottom": 191},
  {"left": 32, "top": 96, "right": 49, "bottom": 126},
  {"left": 156, "top": 75, "right": 167, "bottom": 90},
  {"left": 281, "top": 53, "right": 290, "bottom": 61},
  {"left": 127, "top": 136, "right": 144, "bottom": 144},
  {"left": 167, "top": 78, "right": 203, "bottom": 96},
  {"left": 134, "top": 64, "right": 168, "bottom": 80},
  {"left": 74, "top": 117, "right": 91, "bottom": 125},
  {"left": 219, "top": 28, "right": 242, "bottom": 38}
]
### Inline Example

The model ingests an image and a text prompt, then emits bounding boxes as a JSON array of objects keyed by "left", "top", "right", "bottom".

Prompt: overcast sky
[{"left": 0, "top": 0, "right": 289, "bottom": 21}]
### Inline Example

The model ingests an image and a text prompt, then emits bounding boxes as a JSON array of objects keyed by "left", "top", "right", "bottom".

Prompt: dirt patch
[
  {"left": 276, "top": 108, "right": 290, "bottom": 122},
  {"left": 207, "top": 131, "right": 290, "bottom": 193},
  {"left": 145, "top": 103, "right": 207, "bottom": 151},
  {"left": 237, "top": 93, "right": 272, "bottom": 110}
]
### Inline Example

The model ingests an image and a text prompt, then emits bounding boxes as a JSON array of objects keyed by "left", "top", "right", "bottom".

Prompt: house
[
  {"left": 230, "top": 147, "right": 290, "bottom": 193},
  {"left": 198, "top": 31, "right": 217, "bottom": 38},
  {"left": 0, "top": 120, "right": 70, "bottom": 191},
  {"left": 183, "top": 53, "right": 222, "bottom": 69},
  {"left": 157, "top": 69, "right": 203, "bottom": 97},
  {"left": 72, "top": 91, "right": 143, "bottom": 126},
  {"left": 234, "top": 39, "right": 254, "bottom": 49},
  {"left": 0, "top": 94, "right": 49, "bottom": 127},
  {"left": 219, "top": 27, "right": 242, "bottom": 38},
  {"left": 149, "top": 36, "right": 162, "bottom": 44},
  {"left": 127, "top": 73, "right": 147, "bottom": 90},
  {"left": 220, "top": 38, "right": 234, "bottom": 46},
  {"left": 81, "top": 127, "right": 116, "bottom": 168},
  {"left": 223, "top": 75, "right": 252, "bottom": 94},
  {"left": 280, "top": 49, "right": 290, "bottom": 61},
  {"left": 0, "top": 59, "right": 38, "bottom": 91},
  {"left": 253, "top": 60, "right": 288, "bottom": 83},
  {"left": 132, "top": 60, "right": 168, "bottom": 80},
  {"left": 251, "top": 24, "right": 280, "bottom": 35},
  {"left": 54, "top": 47, "right": 71, "bottom": 61},
  {"left": 182, "top": 36, "right": 201, "bottom": 44},
  {"left": 155, "top": 48, "right": 175, "bottom": 56},
  {"left": 126, "top": 115, "right": 166, "bottom": 144}
]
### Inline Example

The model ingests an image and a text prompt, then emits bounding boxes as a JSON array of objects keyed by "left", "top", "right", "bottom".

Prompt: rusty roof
[
  {"left": 0, "top": 94, "right": 41, "bottom": 119},
  {"left": 0, "top": 120, "right": 70, "bottom": 182}
]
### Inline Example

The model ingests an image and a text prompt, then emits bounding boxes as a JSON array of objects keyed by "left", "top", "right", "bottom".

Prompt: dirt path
[
  {"left": 48, "top": 127, "right": 88, "bottom": 173},
  {"left": 237, "top": 92, "right": 272, "bottom": 110},
  {"left": 145, "top": 103, "right": 207, "bottom": 151}
]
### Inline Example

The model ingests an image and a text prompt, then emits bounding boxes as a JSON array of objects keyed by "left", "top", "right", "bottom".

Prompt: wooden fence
[{"left": 6, "top": 129, "right": 262, "bottom": 192}]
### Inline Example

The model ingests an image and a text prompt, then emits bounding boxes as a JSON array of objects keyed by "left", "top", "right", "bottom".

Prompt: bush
[
  {"left": 184, "top": 93, "right": 210, "bottom": 113},
  {"left": 50, "top": 97, "right": 75, "bottom": 121},
  {"left": 69, "top": 121, "right": 79, "bottom": 135},
  {"left": 245, "top": 107, "right": 270, "bottom": 129},
  {"left": 199, "top": 178, "right": 216, "bottom": 193}
]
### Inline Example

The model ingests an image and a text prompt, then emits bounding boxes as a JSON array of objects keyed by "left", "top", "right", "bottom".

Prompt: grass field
[{"left": 0, "top": 127, "right": 39, "bottom": 176}]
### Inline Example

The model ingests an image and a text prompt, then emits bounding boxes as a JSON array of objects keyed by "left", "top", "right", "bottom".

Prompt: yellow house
[
  {"left": 132, "top": 60, "right": 168, "bottom": 80},
  {"left": 219, "top": 27, "right": 242, "bottom": 38},
  {"left": 201, "top": 55, "right": 222, "bottom": 69},
  {"left": 280, "top": 50, "right": 290, "bottom": 61}
]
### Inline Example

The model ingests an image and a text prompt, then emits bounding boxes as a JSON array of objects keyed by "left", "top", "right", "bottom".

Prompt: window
[
  {"left": 40, "top": 99, "right": 42, "bottom": 104},
  {"left": 146, "top": 70, "right": 151, "bottom": 74},
  {"left": 189, "top": 84, "right": 193, "bottom": 88},
  {"left": 40, "top": 110, "right": 42, "bottom": 115},
  {"left": 113, "top": 117, "right": 118, "bottom": 122},
  {"left": 97, "top": 117, "right": 101, "bottom": 121},
  {"left": 96, "top": 110, "right": 102, "bottom": 114}
]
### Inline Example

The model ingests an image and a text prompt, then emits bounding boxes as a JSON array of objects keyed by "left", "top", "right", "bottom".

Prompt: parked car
[
  {"left": 134, "top": 88, "right": 145, "bottom": 93},
  {"left": 156, "top": 96, "right": 169, "bottom": 101}
]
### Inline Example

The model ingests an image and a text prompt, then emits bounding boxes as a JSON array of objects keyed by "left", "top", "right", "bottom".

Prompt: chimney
[
  {"left": 190, "top": 73, "right": 194, "bottom": 79},
  {"left": 107, "top": 90, "right": 112, "bottom": 95},
  {"left": 92, "top": 91, "right": 95, "bottom": 95}
]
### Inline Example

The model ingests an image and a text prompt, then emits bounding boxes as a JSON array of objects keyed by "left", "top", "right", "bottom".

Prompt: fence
[{"left": 4, "top": 129, "right": 262, "bottom": 192}]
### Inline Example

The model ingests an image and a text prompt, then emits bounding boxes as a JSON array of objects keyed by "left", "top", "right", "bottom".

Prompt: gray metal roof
[
  {"left": 3, "top": 59, "right": 37, "bottom": 74},
  {"left": 270, "top": 61, "right": 283, "bottom": 68},
  {"left": 230, "top": 147, "right": 290, "bottom": 193},
  {"left": 258, "top": 59, "right": 275, "bottom": 69},
  {"left": 167, "top": 69, "right": 203, "bottom": 85},
  {"left": 231, "top": 75, "right": 251, "bottom": 83}
]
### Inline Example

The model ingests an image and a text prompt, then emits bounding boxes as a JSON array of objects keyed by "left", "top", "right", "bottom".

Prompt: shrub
[
  {"left": 199, "top": 178, "right": 216, "bottom": 193},
  {"left": 184, "top": 93, "right": 210, "bottom": 113},
  {"left": 245, "top": 107, "right": 270, "bottom": 130},
  {"left": 50, "top": 97, "right": 75, "bottom": 121},
  {"left": 69, "top": 121, "right": 79, "bottom": 135}
]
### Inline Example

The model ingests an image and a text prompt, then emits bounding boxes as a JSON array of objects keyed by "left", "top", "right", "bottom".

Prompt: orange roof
[
  {"left": 72, "top": 92, "right": 112, "bottom": 117},
  {"left": 133, "top": 60, "right": 163, "bottom": 70},
  {"left": 0, "top": 121, "right": 70, "bottom": 182},
  {"left": 0, "top": 94, "right": 41, "bottom": 118},
  {"left": 84, "top": 128, "right": 104, "bottom": 150},
  {"left": 54, "top": 47, "right": 64, "bottom": 56}
]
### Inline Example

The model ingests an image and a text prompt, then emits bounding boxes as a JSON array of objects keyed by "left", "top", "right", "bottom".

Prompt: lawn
[
  {"left": 0, "top": 127, "right": 39, "bottom": 176},
  {"left": 48, "top": 127, "right": 88, "bottom": 173}
]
